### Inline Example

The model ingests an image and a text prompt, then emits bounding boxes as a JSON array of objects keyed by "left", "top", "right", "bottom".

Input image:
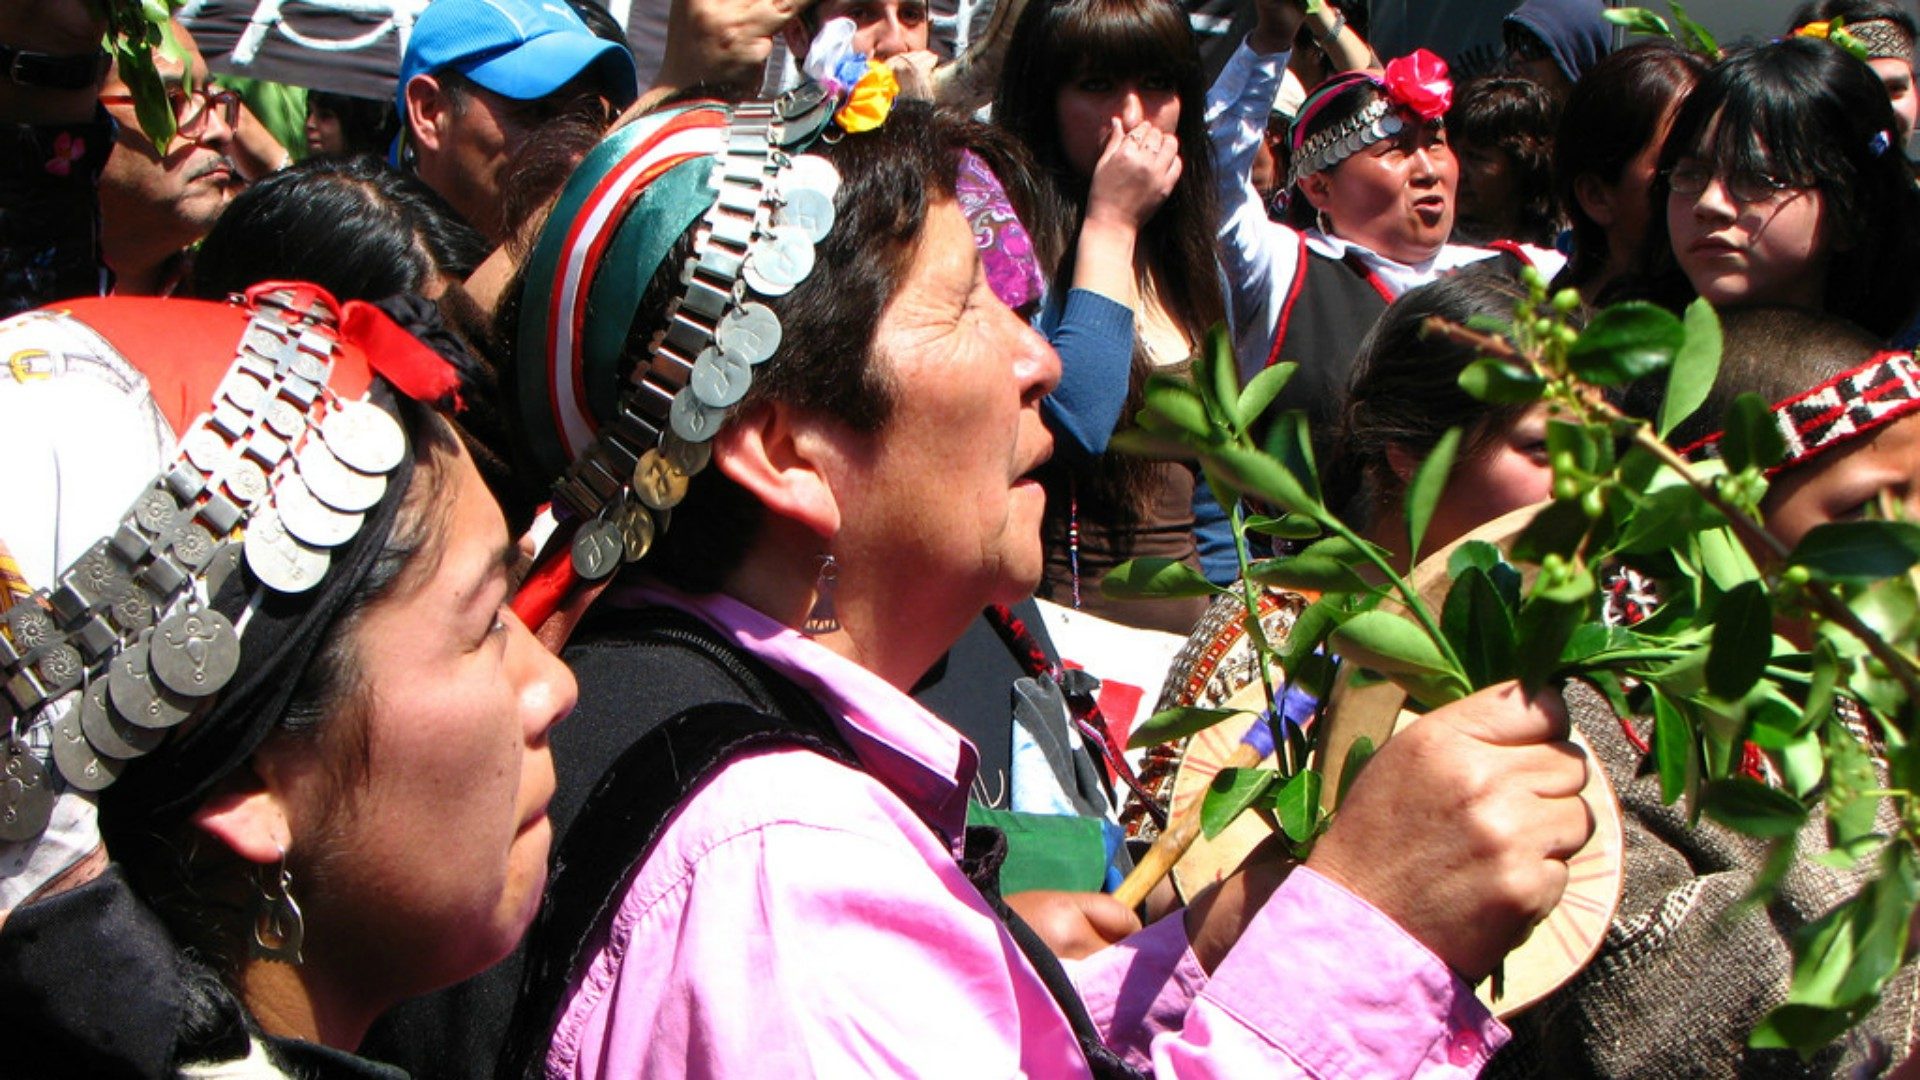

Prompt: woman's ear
[
  {"left": 1300, "top": 170, "right": 1335, "bottom": 213},
  {"left": 1384, "top": 442, "right": 1419, "bottom": 486},
  {"left": 190, "top": 765, "right": 291, "bottom": 867},
  {"left": 711, "top": 400, "right": 847, "bottom": 541},
  {"left": 1573, "top": 174, "right": 1613, "bottom": 228}
]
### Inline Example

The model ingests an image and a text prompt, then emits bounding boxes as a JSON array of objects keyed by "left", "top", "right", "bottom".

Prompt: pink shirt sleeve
[{"left": 552, "top": 750, "right": 1504, "bottom": 1079}]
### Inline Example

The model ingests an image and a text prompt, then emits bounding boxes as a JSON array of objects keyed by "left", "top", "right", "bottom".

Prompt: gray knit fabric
[{"left": 1487, "top": 682, "right": 1920, "bottom": 1079}]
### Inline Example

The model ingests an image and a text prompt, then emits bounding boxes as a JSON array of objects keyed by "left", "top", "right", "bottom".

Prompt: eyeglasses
[
  {"left": 99, "top": 86, "right": 242, "bottom": 142},
  {"left": 1665, "top": 161, "right": 1804, "bottom": 205}
]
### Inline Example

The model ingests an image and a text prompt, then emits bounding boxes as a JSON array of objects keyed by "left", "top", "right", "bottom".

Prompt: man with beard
[{"left": 97, "top": 20, "right": 238, "bottom": 296}]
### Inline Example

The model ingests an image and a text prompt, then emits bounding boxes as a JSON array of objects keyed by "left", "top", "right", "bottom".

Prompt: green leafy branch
[
  {"left": 101, "top": 0, "right": 186, "bottom": 149},
  {"left": 1107, "top": 265, "right": 1920, "bottom": 1054}
]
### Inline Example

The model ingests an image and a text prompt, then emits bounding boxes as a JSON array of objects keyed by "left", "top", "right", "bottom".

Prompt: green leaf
[
  {"left": 1720, "top": 392, "right": 1788, "bottom": 473},
  {"left": 1603, "top": 6, "right": 1673, "bottom": 36},
  {"left": 1532, "top": 560, "right": 1596, "bottom": 605},
  {"left": 1512, "top": 499, "right": 1590, "bottom": 564},
  {"left": 1329, "top": 611, "right": 1467, "bottom": 701},
  {"left": 1669, "top": 0, "right": 1720, "bottom": 57},
  {"left": 1405, "top": 427, "right": 1462, "bottom": 562},
  {"left": 1259, "top": 410, "right": 1324, "bottom": 503},
  {"left": 1205, "top": 322, "right": 1240, "bottom": 423},
  {"left": 1651, "top": 687, "right": 1698, "bottom": 806},
  {"left": 1107, "top": 427, "right": 1199, "bottom": 461},
  {"left": 1706, "top": 581, "right": 1772, "bottom": 699},
  {"left": 1102, "top": 558, "right": 1223, "bottom": 600},
  {"left": 1514, "top": 596, "right": 1583, "bottom": 693},
  {"left": 1788, "top": 520, "right": 1920, "bottom": 583},
  {"left": 1127, "top": 705, "right": 1243, "bottom": 749},
  {"left": 1208, "top": 444, "right": 1323, "bottom": 521},
  {"left": 1335, "top": 735, "right": 1375, "bottom": 807},
  {"left": 1750, "top": 1003, "right": 1870, "bottom": 1054},
  {"left": 1244, "top": 513, "right": 1320, "bottom": 540},
  {"left": 1702, "top": 777, "right": 1808, "bottom": 838},
  {"left": 1237, "top": 362, "right": 1296, "bottom": 432},
  {"left": 1658, "top": 299, "right": 1724, "bottom": 439},
  {"left": 1826, "top": 718, "right": 1882, "bottom": 852},
  {"left": 1201, "top": 767, "right": 1276, "bottom": 840},
  {"left": 1248, "top": 554, "right": 1368, "bottom": 593},
  {"left": 1142, "top": 380, "right": 1212, "bottom": 438},
  {"left": 1272, "top": 768, "right": 1324, "bottom": 843},
  {"left": 1614, "top": 483, "right": 1726, "bottom": 555},
  {"left": 1695, "top": 527, "right": 1761, "bottom": 591},
  {"left": 1442, "top": 568, "right": 1517, "bottom": 688},
  {"left": 1457, "top": 358, "right": 1547, "bottom": 404},
  {"left": 1566, "top": 301, "right": 1686, "bottom": 385}
]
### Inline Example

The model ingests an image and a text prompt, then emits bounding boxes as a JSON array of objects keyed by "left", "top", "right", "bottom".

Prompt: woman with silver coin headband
[
  {"left": 486, "top": 75, "right": 1591, "bottom": 1075},
  {"left": 0, "top": 284, "right": 576, "bottom": 1078},
  {"left": 1208, "top": 0, "right": 1566, "bottom": 453}
]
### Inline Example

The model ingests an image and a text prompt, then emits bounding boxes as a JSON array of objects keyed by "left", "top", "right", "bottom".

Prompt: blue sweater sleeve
[
  {"left": 1039, "top": 288, "right": 1135, "bottom": 463},
  {"left": 1191, "top": 471, "right": 1240, "bottom": 585}
]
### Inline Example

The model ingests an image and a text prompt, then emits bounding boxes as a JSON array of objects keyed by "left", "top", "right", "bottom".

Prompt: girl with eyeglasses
[{"left": 1637, "top": 37, "right": 1920, "bottom": 343}]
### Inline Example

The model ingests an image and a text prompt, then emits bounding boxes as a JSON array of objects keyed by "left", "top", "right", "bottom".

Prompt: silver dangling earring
[
  {"left": 803, "top": 554, "right": 840, "bottom": 635},
  {"left": 1316, "top": 208, "right": 1335, "bottom": 236},
  {"left": 250, "top": 849, "right": 305, "bottom": 965}
]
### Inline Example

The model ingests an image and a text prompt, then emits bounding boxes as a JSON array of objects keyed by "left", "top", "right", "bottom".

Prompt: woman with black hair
[
  {"left": 992, "top": 0, "right": 1231, "bottom": 631},
  {"left": 0, "top": 287, "right": 575, "bottom": 1076},
  {"left": 1636, "top": 37, "right": 1920, "bottom": 343},
  {"left": 1551, "top": 40, "right": 1707, "bottom": 300},
  {"left": 189, "top": 156, "right": 488, "bottom": 304}
]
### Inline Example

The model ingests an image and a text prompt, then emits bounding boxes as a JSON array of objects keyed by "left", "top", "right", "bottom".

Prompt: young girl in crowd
[
  {"left": 993, "top": 0, "right": 1229, "bottom": 632},
  {"left": 1448, "top": 76, "right": 1562, "bottom": 249},
  {"left": 1638, "top": 37, "right": 1920, "bottom": 343},
  {"left": 0, "top": 288, "right": 575, "bottom": 1076},
  {"left": 1551, "top": 40, "right": 1707, "bottom": 301}
]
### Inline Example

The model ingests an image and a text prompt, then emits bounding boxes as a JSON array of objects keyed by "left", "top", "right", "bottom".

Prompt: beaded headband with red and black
[{"left": 1681, "top": 350, "right": 1920, "bottom": 472}]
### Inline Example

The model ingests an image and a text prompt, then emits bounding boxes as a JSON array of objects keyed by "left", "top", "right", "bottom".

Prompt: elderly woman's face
[
  {"left": 282, "top": 440, "right": 575, "bottom": 1002},
  {"left": 1306, "top": 116, "right": 1457, "bottom": 263},
  {"left": 830, "top": 200, "right": 1061, "bottom": 623}
]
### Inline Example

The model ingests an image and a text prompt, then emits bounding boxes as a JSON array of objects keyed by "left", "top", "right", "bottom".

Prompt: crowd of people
[{"left": 5, "top": 0, "right": 1920, "bottom": 1075}]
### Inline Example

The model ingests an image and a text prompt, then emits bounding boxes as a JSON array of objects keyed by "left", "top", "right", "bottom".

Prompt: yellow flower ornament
[{"left": 835, "top": 61, "right": 899, "bottom": 134}]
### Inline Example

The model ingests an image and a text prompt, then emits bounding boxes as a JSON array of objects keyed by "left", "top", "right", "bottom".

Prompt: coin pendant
[
  {"left": 691, "top": 346, "right": 753, "bottom": 409},
  {"left": 245, "top": 507, "right": 331, "bottom": 594},
  {"left": 150, "top": 608, "right": 241, "bottom": 698},
  {"left": 714, "top": 302, "right": 781, "bottom": 365},
  {"left": 109, "top": 639, "right": 192, "bottom": 730},
  {"left": 264, "top": 398, "right": 306, "bottom": 440},
  {"left": 4, "top": 604, "right": 56, "bottom": 651},
  {"left": 296, "top": 437, "right": 387, "bottom": 512},
  {"left": 321, "top": 399, "right": 406, "bottom": 474},
  {"left": 571, "top": 519, "right": 625, "bottom": 582},
  {"left": 775, "top": 186, "right": 836, "bottom": 244},
  {"left": 0, "top": 741, "right": 54, "bottom": 842},
  {"left": 617, "top": 502, "right": 655, "bottom": 562},
  {"left": 669, "top": 389, "right": 724, "bottom": 444},
  {"left": 661, "top": 433, "right": 712, "bottom": 477},
  {"left": 276, "top": 476, "right": 364, "bottom": 548},
  {"left": 224, "top": 457, "right": 271, "bottom": 507},
  {"left": 133, "top": 487, "right": 178, "bottom": 534},
  {"left": 34, "top": 643, "right": 83, "bottom": 693},
  {"left": 52, "top": 705, "right": 121, "bottom": 792},
  {"left": 741, "top": 226, "right": 815, "bottom": 297},
  {"left": 81, "top": 680, "right": 162, "bottom": 760},
  {"left": 633, "top": 448, "right": 690, "bottom": 511},
  {"left": 181, "top": 427, "right": 232, "bottom": 473},
  {"left": 168, "top": 521, "right": 217, "bottom": 570}
]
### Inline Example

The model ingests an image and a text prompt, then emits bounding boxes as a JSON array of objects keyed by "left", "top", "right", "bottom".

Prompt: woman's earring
[
  {"left": 250, "top": 850, "right": 305, "bottom": 965},
  {"left": 1316, "top": 208, "right": 1335, "bottom": 236},
  {"left": 803, "top": 554, "right": 840, "bottom": 635}
]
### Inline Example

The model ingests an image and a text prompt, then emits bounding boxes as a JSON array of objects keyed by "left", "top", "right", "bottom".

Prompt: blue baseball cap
[{"left": 397, "top": 0, "right": 640, "bottom": 117}]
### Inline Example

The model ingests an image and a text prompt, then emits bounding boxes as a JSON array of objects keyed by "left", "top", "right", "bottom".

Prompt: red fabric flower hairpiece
[{"left": 1380, "top": 49, "right": 1452, "bottom": 121}]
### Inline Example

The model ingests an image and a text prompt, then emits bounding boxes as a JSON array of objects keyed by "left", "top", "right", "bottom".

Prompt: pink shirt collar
[{"left": 604, "top": 581, "right": 978, "bottom": 854}]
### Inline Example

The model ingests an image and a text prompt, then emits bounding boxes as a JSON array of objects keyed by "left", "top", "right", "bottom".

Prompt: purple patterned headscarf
[{"left": 955, "top": 150, "right": 1046, "bottom": 312}]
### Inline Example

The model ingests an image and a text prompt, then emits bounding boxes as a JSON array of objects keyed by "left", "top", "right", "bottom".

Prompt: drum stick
[{"left": 1111, "top": 740, "right": 1267, "bottom": 910}]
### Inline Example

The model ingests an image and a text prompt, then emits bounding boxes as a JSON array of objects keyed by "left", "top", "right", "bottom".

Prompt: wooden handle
[{"left": 1112, "top": 740, "right": 1265, "bottom": 909}]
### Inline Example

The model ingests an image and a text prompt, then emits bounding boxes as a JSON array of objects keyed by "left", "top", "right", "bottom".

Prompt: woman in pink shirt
[{"left": 493, "top": 89, "right": 1592, "bottom": 1078}]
